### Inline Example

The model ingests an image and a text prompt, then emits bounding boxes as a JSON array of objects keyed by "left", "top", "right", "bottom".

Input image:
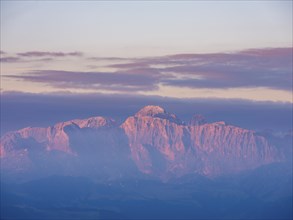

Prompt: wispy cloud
[
  {"left": 107, "top": 47, "right": 293, "bottom": 91},
  {"left": 108, "top": 62, "right": 149, "bottom": 69},
  {"left": 3, "top": 48, "right": 292, "bottom": 92},
  {"left": 160, "top": 63, "right": 291, "bottom": 91},
  {"left": 88, "top": 57, "right": 133, "bottom": 61},
  {"left": 17, "top": 51, "right": 83, "bottom": 57},
  {"left": 0, "top": 56, "right": 53, "bottom": 63},
  {"left": 0, "top": 50, "right": 82, "bottom": 63},
  {"left": 168, "top": 48, "right": 291, "bottom": 91},
  {"left": 0, "top": 56, "right": 22, "bottom": 63},
  {"left": 4, "top": 69, "right": 161, "bottom": 92}
]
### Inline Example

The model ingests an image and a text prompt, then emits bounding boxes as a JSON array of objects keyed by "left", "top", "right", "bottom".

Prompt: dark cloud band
[
  {"left": 1, "top": 91, "right": 292, "bottom": 135},
  {"left": 4, "top": 69, "right": 161, "bottom": 92}
]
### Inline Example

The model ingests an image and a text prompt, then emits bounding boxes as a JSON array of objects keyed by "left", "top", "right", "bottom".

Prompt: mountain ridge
[{"left": 0, "top": 105, "right": 284, "bottom": 179}]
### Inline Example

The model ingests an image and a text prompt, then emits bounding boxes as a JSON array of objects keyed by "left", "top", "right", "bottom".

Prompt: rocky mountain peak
[
  {"left": 51, "top": 116, "right": 115, "bottom": 132},
  {"left": 71, "top": 116, "right": 116, "bottom": 129},
  {"left": 135, "top": 105, "right": 183, "bottom": 125},
  {"left": 135, "top": 105, "right": 166, "bottom": 117}
]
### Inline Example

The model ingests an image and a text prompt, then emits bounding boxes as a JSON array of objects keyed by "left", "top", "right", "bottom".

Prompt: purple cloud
[
  {"left": 17, "top": 51, "right": 83, "bottom": 57},
  {"left": 4, "top": 69, "right": 161, "bottom": 92},
  {"left": 4, "top": 47, "right": 292, "bottom": 92},
  {"left": 159, "top": 48, "right": 292, "bottom": 91},
  {"left": 88, "top": 57, "right": 133, "bottom": 61},
  {"left": 104, "top": 48, "right": 292, "bottom": 91},
  {"left": 1, "top": 51, "right": 82, "bottom": 63},
  {"left": 160, "top": 64, "right": 291, "bottom": 91},
  {"left": 0, "top": 56, "right": 22, "bottom": 63},
  {"left": 107, "top": 62, "right": 149, "bottom": 69},
  {"left": 0, "top": 56, "right": 54, "bottom": 63}
]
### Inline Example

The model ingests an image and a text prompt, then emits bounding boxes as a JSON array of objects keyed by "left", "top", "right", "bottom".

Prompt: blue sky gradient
[{"left": 1, "top": 1, "right": 292, "bottom": 56}]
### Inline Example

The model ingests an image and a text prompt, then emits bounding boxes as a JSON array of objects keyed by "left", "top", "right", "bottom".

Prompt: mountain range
[
  {"left": 1, "top": 105, "right": 286, "bottom": 181},
  {"left": 1, "top": 105, "right": 292, "bottom": 219}
]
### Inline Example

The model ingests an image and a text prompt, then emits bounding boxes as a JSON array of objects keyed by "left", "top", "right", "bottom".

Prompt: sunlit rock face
[
  {"left": 0, "top": 116, "right": 116, "bottom": 156},
  {"left": 121, "top": 106, "right": 281, "bottom": 177},
  {"left": 1, "top": 105, "right": 283, "bottom": 179},
  {"left": 134, "top": 105, "right": 183, "bottom": 125},
  {"left": 0, "top": 117, "right": 131, "bottom": 180}
]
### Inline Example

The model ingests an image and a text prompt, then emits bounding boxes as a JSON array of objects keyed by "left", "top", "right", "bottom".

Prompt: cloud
[
  {"left": 160, "top": 64, "right": 292, "bottom": 91},
  {"left": 0, "top": 56, "right": 22, "bottom": 63},
  {"left": 17, "top": 51, "right": 83, "bottom": 57},
  {"left": 0, "top": 50, "right": 6, "bottom": 55},
  {"left": 107, "top": 47, "right": 293, "bottom": 91},
  {"left": 239, "top": 47, "right": 292, "bottom": 57},
  {"left": 0, "top": 56, "right": 53, "bottom": 63},
  {"left": 1, "top": 91, "right": 292, "bottom": 135},
  {"left": 4, "top": 47, "right": 292, "bottom": 93},
  {"left": 88, "top": 57, "right": 133, "bottom": 61},
  {"left": 1, "top": 50, "right": 79, "bottom": 63},
  {"left": 4, "top": 69, "right": 161, "bottom": 92},
  {"left": 107, "top": 61, "right": 150, "bottom": 69},
  {"left": 108, "top": 62, "right": 149, "bottom": 69}
]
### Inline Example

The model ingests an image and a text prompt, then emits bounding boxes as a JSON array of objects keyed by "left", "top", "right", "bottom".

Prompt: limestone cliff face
[
  {"left": 188, "top": 122, "right": 279, "bottom": 175},
  {"left": 121, "top": 106, "right": 281, "bottom": 177},
  {"left": 121, "top": 115, "right": 186, "bottom": 175}
]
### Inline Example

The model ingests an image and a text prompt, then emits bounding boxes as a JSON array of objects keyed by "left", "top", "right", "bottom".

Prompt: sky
[
  {"left": 1, "top": 1, "right": 292, "bottom": 56},
  {"left": 0, "top": 1, "right": 292, "bottom": 104}
]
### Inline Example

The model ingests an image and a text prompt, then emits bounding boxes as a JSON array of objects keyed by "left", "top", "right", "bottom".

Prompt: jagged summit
[
  {"left": 51, "top": 116, "right": 116, "bottom": 131},
  {"left": 135, "top": 105, "right": 183, "bottom": 124},
  {"left": 135, "top": 105, "right": 166, "bottom": 117},
  {"left": 71, "top": 116, "right": 116, "bottom": 129}
]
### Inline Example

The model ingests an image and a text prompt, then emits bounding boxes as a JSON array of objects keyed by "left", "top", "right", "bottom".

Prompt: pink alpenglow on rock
[{"left": 0, "top": 106, "right": 283, "bottom": 179}]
